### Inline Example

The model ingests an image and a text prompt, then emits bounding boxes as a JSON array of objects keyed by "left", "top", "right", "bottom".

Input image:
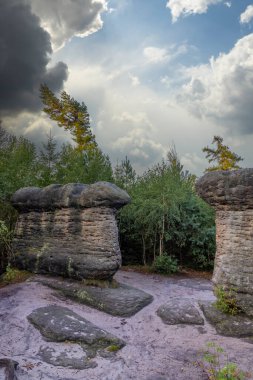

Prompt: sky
[{"left": 1, "top": 0, "right": 253, "bottom": 175}]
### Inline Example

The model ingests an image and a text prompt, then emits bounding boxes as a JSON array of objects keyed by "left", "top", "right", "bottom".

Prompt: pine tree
[
  {"left": 38, "top": 131, "right": 60, "bottom": 186},
  {"left": 40, "top": 84, "right": 97, "bottom": 152},
  {"left": 114, "top": 156, "right": 136, "bottom": 190},
  {"left": 203, "top": 136, "right": 243, "bottom": 172}
]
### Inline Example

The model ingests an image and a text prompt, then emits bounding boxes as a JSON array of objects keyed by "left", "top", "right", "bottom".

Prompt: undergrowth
[
  {"left": 0, "top": 264, "right": 31, "bottom": 286},
  {"left": 214, "top": 286, "right": 241, "bottom": 316},
  {"left": 199, "top": 342, "right": 251, "bottom": 380}
]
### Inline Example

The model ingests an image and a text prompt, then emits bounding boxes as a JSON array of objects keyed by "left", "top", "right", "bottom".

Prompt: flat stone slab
[
  {"left": 37, "top": 276, "right": 153, "bottom": 317},
  {"left": 39, "top": 345, "right": 97, "bottom": 369},
  {"left": 27, "top": 305, "right": 125, "bottom": 368},
  {"left": 157, "top": 298, "right": 204, "bottom": 325},
  {"left": 199, "top": 301, "right": 253, "bottom": 339}
]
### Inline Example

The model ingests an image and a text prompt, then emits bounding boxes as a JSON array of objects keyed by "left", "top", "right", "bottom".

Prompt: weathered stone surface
[
  {"left": 196, "top": 169, "right": 253, "bottom": 317},
  {"left": 11, "top": 182, "right": 130, "bottom": 280},
  {"left": 12, "top": 182, "right": 131, "bottom": 210},
  {"left": 39, "top": 346, "right": 97, "bottom": 369},
  {"left": 200, "top": 301, "right": 253, "bottom": 339},
  {"left": 38, "top": 276, "right": 153, "bottom": 317},
  {"left": 157, "top": 298, "right": 204, "bottom": 325},
  {"left": 196, "top": 169, "right": 253, "bottom": 211},
  {"left": 27, "top": 305, "right": 125, "bottom": 361}
]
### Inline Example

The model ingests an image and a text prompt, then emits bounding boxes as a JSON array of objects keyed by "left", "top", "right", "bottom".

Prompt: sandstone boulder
[
  {"left": 196, "top": 169, "right": 253, "bottom": 316},
  {"left": 157, "top": 298, "right": 204, "bottom": 325},
  {"left": 11, "top": 182, "right": 130, "bottom": 280}
]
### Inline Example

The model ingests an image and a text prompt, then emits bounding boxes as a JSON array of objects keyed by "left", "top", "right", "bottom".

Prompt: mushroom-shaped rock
[
  {"left": 196, "top": 169, "right": 253, "bottom": 316},
  {"left": 11, "top": 182, "right": 130, "bottom": 280}
]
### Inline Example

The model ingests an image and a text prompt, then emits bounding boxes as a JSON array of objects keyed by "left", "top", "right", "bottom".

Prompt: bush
[
  {"left": 1, "top": 264, "right": 31, "bottom": 285},
  {"left": 153, "top": 254, "right": 178, "bottom": 274},
  {"left": 214, "top": 286, "right": 241, "bottom": 316},
  {"left": 0, "top": 220, "right": 13, "bottom": 274}
]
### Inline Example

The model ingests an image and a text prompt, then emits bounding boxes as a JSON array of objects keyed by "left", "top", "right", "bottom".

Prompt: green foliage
[
  {"left": 0, "top": 127, "right": 39, "bottom": 200},
  {"left": 55, "top": 144, "right": 113, "bottom": 184},
  {"left": 114, "top": 156, "right": 136, "bottom": 191},
  {"left": 175, "top": 195, "right": 215, "bottom": 269},
  {"left": 214, "top": 286, "right": 241, "bottom": 316},
  {"left": 82, "top": 149, "right": 113, "bottom": 184},
  {"left": 200, "top": 342, "right": 249, "bottom": 380},
  {"left": 118, "top": 148, "right": 215, "bottom": 269},
  {"left": 107, "top": 345, "right": 121, "bottom": 352},
  {"left": 40, "top": 84, "right": 96, "bottom": 152},
  {"left": 1, "top": 264, "right": 31, "bottom": 285},
  {"left": 203, "top": 136, "right": 243, "bottom": 172},
  {"left": 152, "top": 254, "right": 178, "bottom": 274},
  {"left": 0, "top": 220, "right": 13, "bottom": 274},
  {"left": 37, "top": 131, "right": 60, "bottom": 186}
]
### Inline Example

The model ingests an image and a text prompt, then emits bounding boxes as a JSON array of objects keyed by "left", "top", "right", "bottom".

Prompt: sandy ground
[{"left": 0, "top": 270, "right": 252, "bottom": 380}]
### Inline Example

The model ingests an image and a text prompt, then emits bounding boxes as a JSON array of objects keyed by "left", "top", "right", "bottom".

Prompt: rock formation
[
  {"left": 11, "top": 182, "right": 130, "bottom": 280},
  {"left": 196, "top": 169, "right": 253, "bottom": 316}
]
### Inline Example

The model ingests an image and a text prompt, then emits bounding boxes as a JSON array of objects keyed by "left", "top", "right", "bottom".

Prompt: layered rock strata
[
  {"left": 11, "top": 182, "right": 130, "bottom": 280},
  {"left": 196, "top": 169, "right": 253, "bottom": 316}
]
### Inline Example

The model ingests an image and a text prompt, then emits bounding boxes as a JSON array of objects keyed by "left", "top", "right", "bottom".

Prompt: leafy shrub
[
  {"left": 214, "top": 286, "right": 241, "bottom": 316},
  {"left": 153, "top": 254, "right": 178, "bottom": 274},
  {"left": 1, "top": 264, "right": 31, "bottom": 285},
  {"left": 0, "top": 220, "right": 13, "bottom": 274}
]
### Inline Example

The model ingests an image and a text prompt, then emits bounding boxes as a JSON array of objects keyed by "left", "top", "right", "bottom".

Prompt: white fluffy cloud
[
  {"left": 29, "top": 0, "right": 108, "bottom": 50},
  {"left": 179, "top": 33, "right": 253, "bottom": 134},
  {"left": 166, "top": 0, "right": 223, "bottom": 22},
  {"left": 143, "top": 44, "right": 188, "bottom": 65},
  {"left": 240, "top": 5, "right": 253, "bottom": 24}
]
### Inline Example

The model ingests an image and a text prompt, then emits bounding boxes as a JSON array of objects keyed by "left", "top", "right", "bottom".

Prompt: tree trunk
[
  {"left": 141, "top": 234, "right": 146, "bottom": 266},
  {"left": 153, "top": 233, "right": 157, "bottom": 261}
]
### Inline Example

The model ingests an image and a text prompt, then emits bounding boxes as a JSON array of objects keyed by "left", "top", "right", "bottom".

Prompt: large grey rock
[
  {"left": 200, "top": 301, "right": 253, "bottom": 339},
  {"left": 196, "top": 169, "right": 253, "bottom": 317},
  {"left": 196, "top": 169, "right": 253, "bottom": 211},
  {"left": 12, "top": 182, "right": 130, "bottom": 211},
  {"left": 157, "top": 298, "right": 204, "bottom": 325},
  {"left": 11, "top": 182, "right": 130, "bottom": 280},
  {"left": 38, "top": 276, "right": 153, "bottom": 317},
  {"left": 27, "top": 305, "right": 125, "bottom": 364}
]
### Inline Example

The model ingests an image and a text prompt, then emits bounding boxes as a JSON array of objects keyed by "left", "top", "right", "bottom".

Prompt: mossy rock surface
[
  {"left": 199, "top": 300, "right": 253, "bottom": 338},
  {"left": 37, "top": 276, "right": 153, "bottom": 317}
]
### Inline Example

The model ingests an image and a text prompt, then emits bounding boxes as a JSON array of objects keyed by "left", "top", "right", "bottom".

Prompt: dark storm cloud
[{"left": 0, "top": 0, "right": 68, "bottom": 115}]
